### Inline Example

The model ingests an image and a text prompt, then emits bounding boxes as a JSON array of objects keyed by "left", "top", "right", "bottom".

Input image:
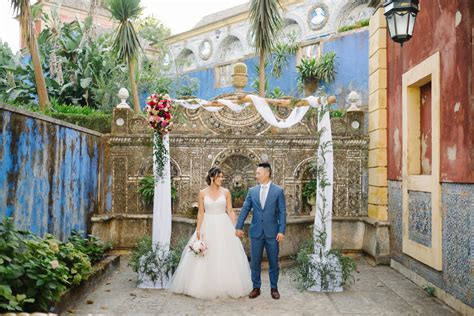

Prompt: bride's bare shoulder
[
  {"left": 198, "top": 188, "right": 208, "bottom": 196},
  {"left": 221, "top": 187, "right": 230, "bottom": 194}
]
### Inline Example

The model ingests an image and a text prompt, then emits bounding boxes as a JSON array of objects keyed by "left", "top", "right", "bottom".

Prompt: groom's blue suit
[{"left": 236, "top": 183, "right": 287, "bottom": 289}]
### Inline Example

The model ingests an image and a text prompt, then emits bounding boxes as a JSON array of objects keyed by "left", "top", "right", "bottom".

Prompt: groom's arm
[
  {"left": 277, "top": 189, "right": 287, "bottom": 234},
  {"left": 236, "top": 190, "right": 252, "bottom": 230}
]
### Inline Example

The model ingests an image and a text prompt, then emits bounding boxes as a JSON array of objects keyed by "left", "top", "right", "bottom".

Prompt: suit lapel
[
  {"left": 256, "top": 185, "right": 263, "bottom": 210},
  {"left": 264, "top": 183, "right": 274, "bottom": 211}
]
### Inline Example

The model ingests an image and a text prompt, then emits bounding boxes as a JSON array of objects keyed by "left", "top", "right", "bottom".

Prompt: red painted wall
[{"left": 387, "top": 0, "right": 473, "bottom": 183}]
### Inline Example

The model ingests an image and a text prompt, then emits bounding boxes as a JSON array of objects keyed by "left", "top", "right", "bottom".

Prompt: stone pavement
[{"left": 66, "top": 256, "right": 457, "bottom": 315}]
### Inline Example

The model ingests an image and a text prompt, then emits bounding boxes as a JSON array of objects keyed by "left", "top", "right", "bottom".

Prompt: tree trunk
[
  {"left": 259, "top": 51, "right": 265, "bottom": 97},
  {"left": 128, "top": 56, "right": 141, "bottom": 112},
  {"left": 29, "top": 28, "right": 50, "bottom": 111}
]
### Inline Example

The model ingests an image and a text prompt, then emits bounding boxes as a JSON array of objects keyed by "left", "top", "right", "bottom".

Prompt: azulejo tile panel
[
  {"left": 442, "top": 183, "right": 473, "bottom": 306},
  {"left": 408, "top": 190, "right": 432, "bottom": 247}
]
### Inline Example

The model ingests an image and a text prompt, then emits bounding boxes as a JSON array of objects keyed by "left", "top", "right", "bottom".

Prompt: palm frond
[
  {"left": 10, "top": 0, "right": 34, "bottom": 47},
  {"left": 249, "top": 0, "right": 283, "bottom": 56},
  {"left": 107, "top": 0, "right": 142, "bottom": 22},
  {"left": 106, "top": 0, "right": 142, "bottom": 60}
]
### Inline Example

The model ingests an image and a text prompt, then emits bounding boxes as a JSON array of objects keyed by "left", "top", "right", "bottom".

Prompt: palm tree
[
  {"left": 107, "top": 0, "right": 142, "bottom": 112},
  {"left": 249, "top": 0, "right": 283, "bottom": 97},
  {"left": 10, "top": 0, "right": 50, "bottom": 110}
]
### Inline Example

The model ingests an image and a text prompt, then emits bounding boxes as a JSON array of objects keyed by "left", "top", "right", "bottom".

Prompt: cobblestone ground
[{"left": 66, "top": 256, "right": 457, "bottom": 315}]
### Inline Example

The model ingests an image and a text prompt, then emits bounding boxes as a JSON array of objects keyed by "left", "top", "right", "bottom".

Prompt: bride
[{"left": 169, "top": 167, "right": 252, "bottom": 299}]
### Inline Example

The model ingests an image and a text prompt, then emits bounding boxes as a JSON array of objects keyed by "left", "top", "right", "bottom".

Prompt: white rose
[{"left": 50, "top": 260, "right": 60, "bottom": 269}]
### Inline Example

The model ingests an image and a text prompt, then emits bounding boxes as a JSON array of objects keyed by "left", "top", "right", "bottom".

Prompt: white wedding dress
[{"left": 169, "top": 192, "right": 252, "bottom": 299}]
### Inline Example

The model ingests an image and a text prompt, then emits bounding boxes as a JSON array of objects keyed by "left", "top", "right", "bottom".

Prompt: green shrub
[
  {"left": 50, "top": 113, "right": 113, "bottom": 134},
  {"left": 302, "top": 180, "right": 317, "bottom": 200},
  {"left": 0, "top": 218, "right": 109, "bottom": 312},
  {"left": 67, "top": 230, "right": 112, "bottom": 265}
]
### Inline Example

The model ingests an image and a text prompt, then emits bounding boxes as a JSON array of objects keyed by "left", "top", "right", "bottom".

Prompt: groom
[{"left": 235, "top": 162, "right": 287, "bottom": 300}]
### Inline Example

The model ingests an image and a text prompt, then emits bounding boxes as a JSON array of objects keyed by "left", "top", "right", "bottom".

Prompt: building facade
[
  {"left": 369, "top": 1, "right": 473, "bottom": 314},
  {"left": 164, "top": 0, "right": 376, "bottom": 103}
]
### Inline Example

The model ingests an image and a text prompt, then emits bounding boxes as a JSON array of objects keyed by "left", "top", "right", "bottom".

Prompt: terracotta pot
[
  {"left": 304, "top": 78, "right": 319, "bottom": 96},
  {"left": 233, "top": 197, "right": 244, "bottom": 208}
]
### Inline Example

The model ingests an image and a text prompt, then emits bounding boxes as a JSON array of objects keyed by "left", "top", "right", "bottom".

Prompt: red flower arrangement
[
  {"left": 145, "top": 93, "right": 174, "bottom": 178},
  {"left": 145, "top": 93, "right": 174, "bottom": 135}
]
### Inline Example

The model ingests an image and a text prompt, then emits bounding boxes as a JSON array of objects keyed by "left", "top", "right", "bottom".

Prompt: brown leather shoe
[
  {"left": 249, "top": 288, "right": 260, "bottom": 299},
  {"left": 271, "top": 288, "right": 280, "bottom": 300}
]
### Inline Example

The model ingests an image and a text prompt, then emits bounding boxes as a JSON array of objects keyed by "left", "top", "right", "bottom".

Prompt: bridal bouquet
[
  {"left": 145, "top": 93, "right": 174, "bottom": 177},
  {"left": 189, "top": 237, "right": 208, "bottom": 257}
]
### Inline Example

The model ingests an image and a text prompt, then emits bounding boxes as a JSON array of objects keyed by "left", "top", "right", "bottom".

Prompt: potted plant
[
  {"left": 302, "top": 179, "right": 317, "bottom": 206},
  {"left": 297, "top": 52, "right": 337, "bottom": 96},
  {"left": 138, "top": 176, "right": 177, "bottom": 207},
  {"left": 231, "top": 188, "right": 247, "bottom": 208}
]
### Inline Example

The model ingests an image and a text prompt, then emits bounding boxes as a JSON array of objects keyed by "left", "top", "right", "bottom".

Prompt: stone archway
[
  {"left": 218, "top": 35, "right": 244, "bottom": 62},
  {"left": 293, "top": 157, "right": 316, "bottom": 215},
  {"left": 176, "top": 48, "right": 197, "bottom": 72},
  {"left": 336, "top": 0, "right": 374, "bottom": 30},
  {"left": 280, "top": 17, "right": 303, "bottom": 41}
]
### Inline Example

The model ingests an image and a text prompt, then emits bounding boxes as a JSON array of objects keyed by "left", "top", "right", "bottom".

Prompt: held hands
[
  {"left": 276, "top": 233, "right": 285, "bottom": 242},
  {"left": 235, "top": 229, "right": 244, "bottom": 238}
]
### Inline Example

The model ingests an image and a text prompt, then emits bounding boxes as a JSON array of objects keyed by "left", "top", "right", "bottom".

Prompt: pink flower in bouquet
[
  {"left": 189, "top": 238, "right": 208, "bottom": 256},
  {"left": 145, "top": 93, "right": 174, "bottom": 136}
]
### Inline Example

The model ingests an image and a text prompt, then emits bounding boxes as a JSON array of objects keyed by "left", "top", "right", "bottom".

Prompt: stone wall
[{"left": 92, "top": 94, "right": 373, "bottom": 251}]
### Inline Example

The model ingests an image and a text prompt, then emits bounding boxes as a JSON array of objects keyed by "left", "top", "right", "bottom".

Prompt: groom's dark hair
[{"left": 258, "top": 162, "right": 272, "bottom": 177}]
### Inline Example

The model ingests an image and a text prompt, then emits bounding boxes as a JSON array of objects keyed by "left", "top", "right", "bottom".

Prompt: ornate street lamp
[{"left": 383, "top": 0, "right": 419, "bottom": 45}]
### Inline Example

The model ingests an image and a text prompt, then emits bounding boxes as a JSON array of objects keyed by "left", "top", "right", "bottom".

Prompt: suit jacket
[{"left": 236, "top": 183, "right": 287, "bottom": 239}]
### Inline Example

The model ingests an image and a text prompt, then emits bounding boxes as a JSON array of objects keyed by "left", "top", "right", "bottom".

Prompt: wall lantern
[{"left": 383, "top": 0, "right": 419, "bottom": 45}]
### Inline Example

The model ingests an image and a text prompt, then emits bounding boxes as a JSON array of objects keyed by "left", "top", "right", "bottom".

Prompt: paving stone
[{"left": 65, "top": 256, "right": 458, "bottom": 315}]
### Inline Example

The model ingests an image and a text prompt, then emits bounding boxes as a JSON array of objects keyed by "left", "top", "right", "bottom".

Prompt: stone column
[{"left": 368, "top": 8, "right": 388, "bottom": 221}]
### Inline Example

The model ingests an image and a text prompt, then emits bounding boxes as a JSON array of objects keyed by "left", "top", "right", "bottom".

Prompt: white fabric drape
[
  {"left": 140, "top": 134, "right": 172, "bottom": 289},
  {"left": 152, "top": 133, "right": 172, "bottom": 249},
  {"left": 174, "top": 96, "right": 317, "bottom": 128},
  {"left": 307, "top": 96, "right": 333, "bottom": 252},
  {"left": 217, "top": 99, "right": 250, "bottom": 113},
  {"left": 248, "top": 95, "right": 312, "bottom": 128}
]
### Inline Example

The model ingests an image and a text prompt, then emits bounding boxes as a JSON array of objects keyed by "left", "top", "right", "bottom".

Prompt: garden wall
[{"left": 0, "top": 103, "right": 103, "bottom": 240}]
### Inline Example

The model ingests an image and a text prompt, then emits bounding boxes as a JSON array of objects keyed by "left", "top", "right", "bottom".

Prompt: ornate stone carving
[
  {"left": 198, "top": 39, "right": 213, "bottom": 60},
  {"left": 105, "top": 105, "right": 368, "bottom": 218},
  {"left": 308, "top": 3, "right": 329, "bottom": 31}
]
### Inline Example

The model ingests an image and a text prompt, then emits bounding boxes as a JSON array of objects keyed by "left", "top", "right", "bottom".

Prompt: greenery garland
[
  {"left": 129, "top": 236, "right": 187, "bottom": 287},
  {"left": 153, "top": 131, "right": 169, "bottom": 178},
  {"left": 144, "top": 93, "right": 174, "bottom": 178}
]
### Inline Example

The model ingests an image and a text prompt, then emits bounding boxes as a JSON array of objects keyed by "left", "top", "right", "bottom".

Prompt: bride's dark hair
[{"left": 206, "top": 167, "right": 223, "bottom": 185}]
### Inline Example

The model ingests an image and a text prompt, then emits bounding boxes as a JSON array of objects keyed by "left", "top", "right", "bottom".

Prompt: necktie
[{"left": 260, "top": 185, "right": 267, "bottom": 209}]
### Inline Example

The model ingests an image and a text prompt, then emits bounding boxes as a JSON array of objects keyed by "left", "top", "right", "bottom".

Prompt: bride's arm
[
  {"left": 225, "top": 189, "right": 236, "bottom": 225},
  {"left": 196, "top": 191, "right": 205, "bottom": 239}
]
